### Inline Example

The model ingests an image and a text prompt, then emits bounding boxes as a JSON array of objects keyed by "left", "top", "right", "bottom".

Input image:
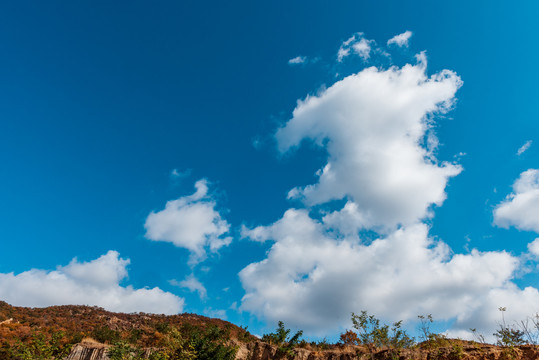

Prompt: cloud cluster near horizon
[
  {"left": 0, "top": 251, "right": 184, "bottom": 314},
  {"left": 240, "top": 32, "right": 539, "bottom": 339}
]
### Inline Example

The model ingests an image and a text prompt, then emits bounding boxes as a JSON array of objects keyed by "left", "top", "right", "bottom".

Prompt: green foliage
[
  {"left": 92, "top": 326, "right": 120, "bottom": 344},
  {"left": 449, "top": 343, "right": 464, "bottom": 360},
  {"left": 155, "top": 326, "right": 196, "bottom": 360},
  {"left": 415, "top": 314, "right": 451, "bottom": 349},
  {"left": 262, "top": 321, "right": 303, "bottom": 358},
  {"left": 108, "top": 341, "right": 145, "bottom": 360},
  {"left": 113, "top": 324, "right": 236, "bottom": 360},
  {"left": 315, "top": 337, "right": 331, "bottom": 350},
  {"left": 351, "top": 311, "right": 415, "bottom": 349},
  {"left": 187, "top": 325, "right": 237, "bottom": 360},
  {"left": 155, "top": 322, "right": 171, "bottom": 334},
  {"left": 237, "top": 325, "right": 252, "bottom": 343},
  {"left": 494, "top": 327, "right": 525, "bottom": 347},
  {"left": 12, "top": 331, "right": 71, "bottom": 360},
  {"left": 129, "top": 329, "right": 143, "bottom": 343},
  {"left": 0, "top": 341, "right": 14, "bottom": 360},
  {"left": 494, "top": 307, "right": 525, "bottom": 347}
]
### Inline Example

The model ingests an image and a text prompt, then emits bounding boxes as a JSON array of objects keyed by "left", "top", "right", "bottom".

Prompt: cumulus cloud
[
  {"left": 494, "top": 169, "right": 539, "bottom": 233},
  {"left": 240, "top": 209, "right": 532, "bottom": 337},
  {"left": 240, "top": 46, "right": 539, "bottom": 340},
  {"left": 387, "top": 31, "right": 413, "bottom": 47},
  {"left": 170, "top": 274, "right": 207, "bottom": 300},
  {"left": 337, "top": 33, "right": 374, "bottom": 61},
  {"left": 0, "top": 251, "right": 184, "bottom": 314},
  {"left": 288, "top": 56, "right": 307, "bottom": 65},
  {"left": 276, "top": 58, "right": 462, "bottom": 230},
  {"left": 517, "top": 140, "right": 532, "bottom": 156},
  {"left": 145, "top": 179, "right": 232, "bottom": 265}
]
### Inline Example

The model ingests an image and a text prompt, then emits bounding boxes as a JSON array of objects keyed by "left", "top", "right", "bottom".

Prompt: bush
[
  {"left": 108, "top": 341, "right": 145, "bottom": 360},
  {"left": 351, "top": 311, "right": 414, "bottom": 349},
  {"left": 155, "top": 326, "right": 196, "bottom": 360},
  {"left": 188, "top": 325, "right": 237, "bottom": 360},
  {"left": 339, "top": 330, "right": 360, "bottom": 346},
  {"left": 494, "top": 307, "right": 525, "bottom": 347},
  {"left": 92, "top": 326, "right": 120, "bottom": 344},
  {"left": 262, "top": 321, "right": 303, "bottom": 358},
  {"left": 12, "top": 331, "right": 72, "bottom": 360}
]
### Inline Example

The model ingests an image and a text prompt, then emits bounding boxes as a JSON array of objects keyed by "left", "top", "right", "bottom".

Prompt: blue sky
[{"left": 1, "top": 0, "right": 539, "bottom": 340}]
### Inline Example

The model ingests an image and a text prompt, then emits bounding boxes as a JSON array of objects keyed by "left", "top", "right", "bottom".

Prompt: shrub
[
  {"left": 154, "top": 326, "right": 196, "bottom": 360},
  {"left": 108, "top": 341, "right": 145, "bottom": 360},
  {"left": 339, "top": 330, "right": 360, "bottom": 346},
  {"left": 182, "top": 324, "right": 237, "bottom": 360},
  {"left": 92, "top": 326, "right": 120, "bottom": 344},
  {"left": 262, "top": 321, "right": 303, "bottom": 358},
  {"left": 11, "top": 331, "right": 72, "bottom": 360},
  {"left": 494, "top": 307, "right": 525, "bottom": 347},
  {"left": 351, "top": 311, "right": 414, "bottom": 349}
]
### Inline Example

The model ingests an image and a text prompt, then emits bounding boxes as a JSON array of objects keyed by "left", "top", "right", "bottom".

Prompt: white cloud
[
  {"left": 0, "top": 251, "right": 184, "bottom": 314},
  {"left": 337, "top": 33, "right": 373, "bottom": 61},
  {"left": 517, "top": 140, "right": 533, "bottom": 156},
  {"left": 528, "top": 238, "right": 539, "bottom": 257},
  {"left": 387, "top": 31, "right": 413, "bottom": 47},
  {"left": 145, "top": 179, "right": 232, "bottom": 265},
  {"left": 276, "top": 58, "right": 462, "bottom": 230},
  {"left": 240, "top": 209, "right": 535, "bottom": 337},
  {"left": 240, "top": 49, "right": 539, "bottom": 340},
  {"left": 170, "top": 168, "right": 191, "bottom": 179},
  {"left": 288, "top": 56, "right": 307, "bottom": 65},
  {"left": 494, "top": 169, "right": 539, "bottom": 233},
  {"left": 170, "top": 274, "right": 207, "bottom": 300}
]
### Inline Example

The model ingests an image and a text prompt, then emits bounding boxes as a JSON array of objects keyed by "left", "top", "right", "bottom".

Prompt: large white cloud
[
  {"left": 240, "top": 209, "right": 532, "bottom": 337},
  {"left": 276, "top": 56, "right": 462, "bottom": 230},
  {"left": 0, "top": 251, "right": 184, "bottom": 314},
  {"left": 145, "top": 179, "right": 232, "bottom": 265},
  {"left": 494, "top": 169, "right": 539, "bottom": 233},
  {"left": 239, "top": 48, "right": 539, "bottom": 340}
]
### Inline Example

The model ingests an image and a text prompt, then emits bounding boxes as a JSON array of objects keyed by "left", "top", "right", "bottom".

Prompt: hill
[{"left": 3, "top": 301, "right": 539, "bottom": 359}]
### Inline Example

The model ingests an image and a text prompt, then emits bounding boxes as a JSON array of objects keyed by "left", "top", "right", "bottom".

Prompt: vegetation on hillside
[
  {"left": 0, "top": 301, "right": 249, "bottom": 360},
  {"left": 3, "top": 301, "right": 539, "bottom": 359}
]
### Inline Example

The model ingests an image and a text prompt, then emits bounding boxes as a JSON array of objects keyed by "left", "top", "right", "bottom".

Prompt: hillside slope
[{"left": 2, "top": 301, "right": 539, "bottom": 359}]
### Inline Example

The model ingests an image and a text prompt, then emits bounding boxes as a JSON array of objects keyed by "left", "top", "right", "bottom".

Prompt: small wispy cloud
[
  {"left": 517, "top": 140, "right": 532, "bottom": 156},
  {"left": 170, "top": 274, "right": 207, "bottom": 300},
  {"left": 288, "top": 56, "right": 307, "bottom": 65},
  {"left": 170, "top": 168, "right": 191, "bottom": 179},
  {"left": 337, "top": 33, "right": 374, "bottom": 62},
  {"left": 387, "top": 30, "right": 413, "bottom": 47}
]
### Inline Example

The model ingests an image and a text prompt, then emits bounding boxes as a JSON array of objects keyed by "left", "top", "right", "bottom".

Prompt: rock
[{"left": 64, "top": 341, "right": 109, "bottom": 360}]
